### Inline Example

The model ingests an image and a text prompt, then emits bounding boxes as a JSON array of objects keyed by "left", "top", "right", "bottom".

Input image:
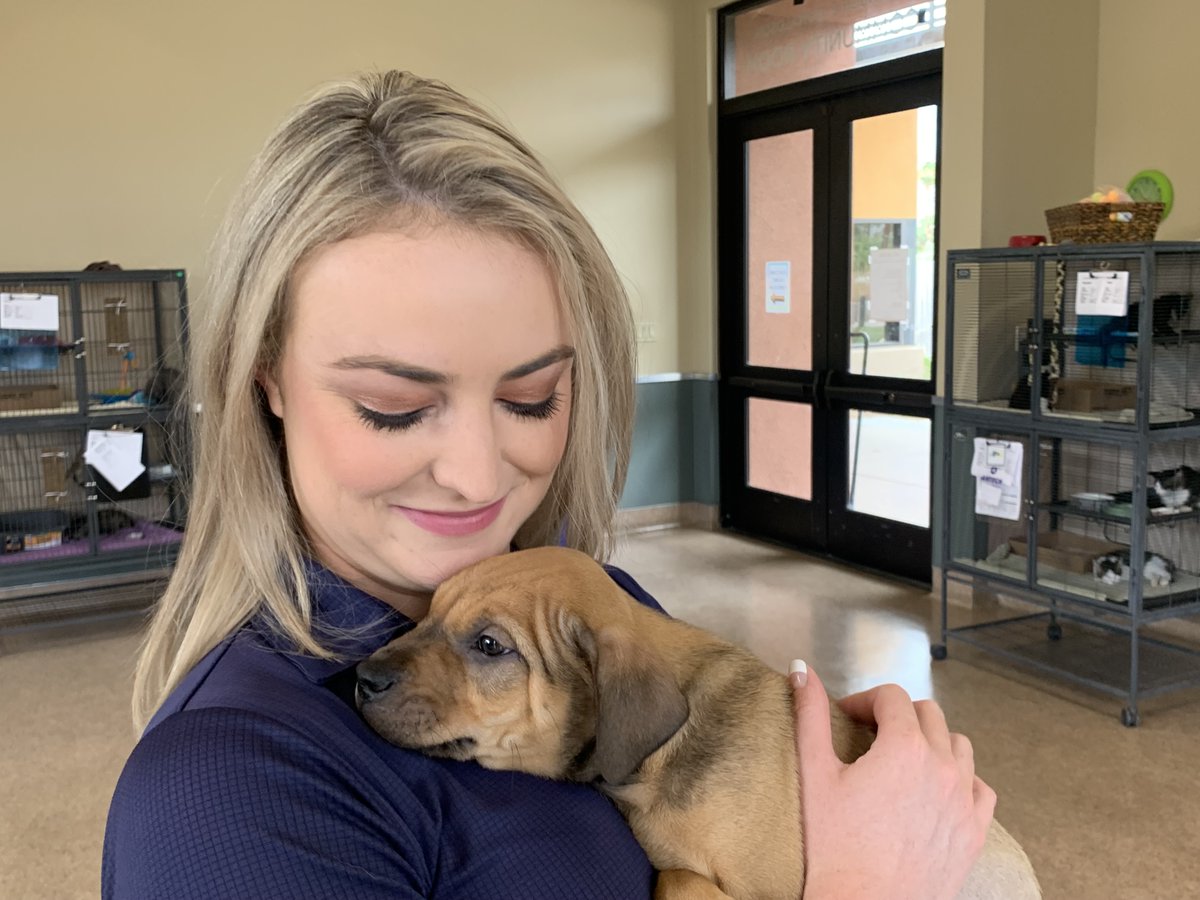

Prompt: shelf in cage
[
  {"left": 1040, "top": 500, "right": 1200, "bottom": 527},
  {"left": 951, "top": 398, "right": 1198, "bottom": 430},
  {"left": 963, "top": 547, "right": 1200, "bottom": 611},
  {"left": 946, "top": 612, "right": 1200, "bottom": 700},
  {"left": 1049, "top": 328, "right": 1200, "bottom": 346},
  {"left": 0, "top": 402, "right": 80, "bottom": 419},
  {"left": 1043, "top": 405, "right": 1195, "bottom": 428}
]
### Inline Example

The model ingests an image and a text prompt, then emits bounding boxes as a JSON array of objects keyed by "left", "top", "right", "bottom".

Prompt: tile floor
[{"left": 2, "top": 528, "right": 1198, "bottom": 899}]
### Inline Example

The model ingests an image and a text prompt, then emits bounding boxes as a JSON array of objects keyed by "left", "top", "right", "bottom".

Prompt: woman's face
[{"left": 261, "top": 225, "right": 573, "bottom": 617}]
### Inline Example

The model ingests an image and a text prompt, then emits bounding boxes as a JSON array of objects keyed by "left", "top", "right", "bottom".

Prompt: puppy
[{"left": 356, "top": 546, "right": 1041, "bottom": 900}]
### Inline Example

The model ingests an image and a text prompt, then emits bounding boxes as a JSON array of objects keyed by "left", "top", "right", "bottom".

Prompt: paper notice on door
[
  {"left": 1075, "top": 271, "right": 1129, "bottom": 317},
  {"left": 868, "top": 248, "right": 910, "bottom": 323},
  {"left": 85, "top": 429, "right": 145, "bottom": 492},
  {"left": 971, "top": 438, "right": 1023, "bottom": 520},
  {"left": 765, "top": 261, "right": 791, "bottom": 314}
]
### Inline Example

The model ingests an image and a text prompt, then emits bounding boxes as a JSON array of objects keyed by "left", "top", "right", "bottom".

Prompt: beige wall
[
  {"left": 936, "top": 0, "right": 1100, "bottom": 391},
  {"left": 5, "top": 2, "right": 1195, "bottom": 383},
  {"left": 0, "top": 0, "right": 681, "bottom": 373},
  {"left": 979, "top": 0, "right": 1099, "bottom": 248},
  {"left": 672, "top": 0, "right": 723, "bottom": 375},
  {"left": 1096, "top": 0, "right": 1200, "bottom": 241}
]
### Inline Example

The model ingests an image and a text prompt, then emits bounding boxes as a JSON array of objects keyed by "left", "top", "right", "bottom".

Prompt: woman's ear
[{"left": 257, "top": 370, "right": 285, "bottom": 418}]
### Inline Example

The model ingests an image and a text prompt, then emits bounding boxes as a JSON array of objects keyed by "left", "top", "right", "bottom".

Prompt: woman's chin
[{"left": 393, "top": 539, "right": 515, "bottom": 590}]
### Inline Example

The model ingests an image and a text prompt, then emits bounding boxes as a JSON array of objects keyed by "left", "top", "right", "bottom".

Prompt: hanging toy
[{"left": 118, "top": 348, "right": 136, "bottom": 394}]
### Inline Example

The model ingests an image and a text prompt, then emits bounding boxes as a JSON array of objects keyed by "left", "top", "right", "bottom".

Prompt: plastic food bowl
[{"left": 1072, "top": 492, "right": 1115, "bottom": 511}]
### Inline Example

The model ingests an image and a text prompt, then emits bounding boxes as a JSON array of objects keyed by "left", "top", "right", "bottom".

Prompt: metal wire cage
[
  {"left": 0, "top": 269, "right": 187, "bottom": 604},
  {"left": 939, "top": 244, "right": 1200, "bottom": 726}
]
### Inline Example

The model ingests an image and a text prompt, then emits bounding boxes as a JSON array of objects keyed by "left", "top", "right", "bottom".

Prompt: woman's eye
[
  {"left": 473, "top": 634, "right": 511, "bottom": 657},
  {"left": 501, "top": 392, "right": 562, "bottom": 421},
  {"left": 355, "top": 404, "right": 429, "bottom": 432}
]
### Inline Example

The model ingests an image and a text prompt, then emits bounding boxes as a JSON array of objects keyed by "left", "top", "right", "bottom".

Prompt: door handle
[
  {"left": 822, "top": 383, "right": 931, "bottom": 409},
  {"left": 813, "top": 369, "right": 828, "bottom": 409}
]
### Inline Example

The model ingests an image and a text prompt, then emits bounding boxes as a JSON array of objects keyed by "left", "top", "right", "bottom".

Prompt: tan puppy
[{"left": 356, "top": 546, "right": 1040, "bottom": 900}]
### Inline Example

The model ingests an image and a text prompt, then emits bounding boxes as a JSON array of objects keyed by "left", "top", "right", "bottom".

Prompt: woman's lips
[{"left": 396, "top": 498, "right": 506, "bottom": 537}]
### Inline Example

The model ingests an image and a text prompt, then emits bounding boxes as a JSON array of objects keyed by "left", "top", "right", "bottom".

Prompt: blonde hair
[{"left": 133, "top": 71, "right": 635, "bottom": 728}]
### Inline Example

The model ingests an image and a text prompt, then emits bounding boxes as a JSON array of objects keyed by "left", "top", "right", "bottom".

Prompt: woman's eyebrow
[
  {"left": 500, "top": 345, "right": 575, "bottom": 381},
  {"left": 329, "top": 356, "right": 447, "bottom": 384},
  {"left": 329, "top": 345, "right": 575, "bottom": 384}
]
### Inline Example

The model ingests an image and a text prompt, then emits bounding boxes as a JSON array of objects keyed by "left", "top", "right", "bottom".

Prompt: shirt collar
[{"left": 248, "top": 559, "right": 416, "bottom": 684}]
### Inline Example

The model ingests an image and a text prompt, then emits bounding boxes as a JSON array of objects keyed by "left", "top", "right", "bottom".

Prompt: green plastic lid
[{"left": 1127, "top": 169, "right": 1173, "bottom": 219}]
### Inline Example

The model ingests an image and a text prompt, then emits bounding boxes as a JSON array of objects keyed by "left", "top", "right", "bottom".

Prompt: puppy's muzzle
[{"left": 355, "top": 659, "right": 397, "bottom": 706}]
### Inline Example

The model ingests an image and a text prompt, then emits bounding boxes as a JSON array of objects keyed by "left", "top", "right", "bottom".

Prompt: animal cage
[
  {"left": 949, "top": 250, "right": 1200, "bottom": 427},
  {"left": 939, "top": 243, "right": 1200, "bottom": 726},
  {"left": 0, "top": 269, "right": 187, "bottom": 628}
]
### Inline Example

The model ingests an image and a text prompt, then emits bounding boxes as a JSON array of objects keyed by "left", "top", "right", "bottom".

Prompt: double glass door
[{"left": 718, "top": 61, "right": 940, "bottom": 583}]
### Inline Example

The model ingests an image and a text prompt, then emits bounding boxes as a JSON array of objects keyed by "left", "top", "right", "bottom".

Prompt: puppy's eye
[{"left": 473, "top": 634, "right": 511, "bottom": 657}]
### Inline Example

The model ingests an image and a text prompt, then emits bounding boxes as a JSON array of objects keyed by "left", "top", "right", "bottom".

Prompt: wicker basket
[{"left": 1044, "top": 202, "right": 1164, "bottom": 244}]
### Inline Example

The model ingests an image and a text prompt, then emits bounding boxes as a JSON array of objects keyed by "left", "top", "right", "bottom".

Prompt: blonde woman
[{"left": 102, "top": 71, "right": 994, "bottom": 899}]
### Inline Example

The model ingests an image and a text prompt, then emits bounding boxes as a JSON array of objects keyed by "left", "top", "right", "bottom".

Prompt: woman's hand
[{"left": 791, "top": 661, "right": 995, "bottom": 900}]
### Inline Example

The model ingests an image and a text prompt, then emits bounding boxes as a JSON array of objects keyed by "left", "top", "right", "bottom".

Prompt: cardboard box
[
  {"left": 0, "top": 383, "right": 62, "bottom": 412},
  {"left": 1054, "top": 378, "right": 1135, "bottom": 413},
  {"left": 1009, "top": 532, "right": 1124, "bottom": 575}
]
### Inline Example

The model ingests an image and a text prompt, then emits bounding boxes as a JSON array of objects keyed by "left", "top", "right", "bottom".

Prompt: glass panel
[
  {"left": 747, "top": 130, "right": 813, "bottom": 370},
  {"left": 724, "top": 0, "right": 946, "bottom": 99},
  {"left": 848, "top": 104, "right": 937, "bottom": 380},
  {"left": 846, "top": 411, "right": 930, "bottom": 527},
  {"left": 748, "top": 398, "right": 812, "bottom": 500}
]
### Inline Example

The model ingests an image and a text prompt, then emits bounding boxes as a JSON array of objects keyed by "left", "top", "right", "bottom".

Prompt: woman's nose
[{"left": 429, "top": 407, "right": 503, "bottom": 502}]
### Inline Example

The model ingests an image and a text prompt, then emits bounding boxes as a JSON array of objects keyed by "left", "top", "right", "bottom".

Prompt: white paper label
[
  {"left": 971, "top": 438, "right": 1023, "bottom": 520},
  {"left": 868, "top": 248, "right": 911, "bottom": 322},
  {"left": 0, "top": 293, "right": 60, "bottom": 332},
  {"left": 1075, "top": 271, "right": 1130, "bottom": 317},
  {"left": 765, "top": 261, "right": 791, "bottom": 314},
  {"left": 85, "top": 430, "right": 145, "bottom": 492}
]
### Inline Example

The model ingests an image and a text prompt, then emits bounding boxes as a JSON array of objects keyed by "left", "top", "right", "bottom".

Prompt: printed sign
[
  {"left": 1076, "top": 271, "right": 1130, "bottom": 317},
  {"left": 765, "top": 261, "right": 791, "bottom": 314}
]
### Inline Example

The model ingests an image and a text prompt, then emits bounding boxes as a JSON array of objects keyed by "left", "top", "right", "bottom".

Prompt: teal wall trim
[{"left": 620, "top": 376, "right": 718, "bottom": 508}]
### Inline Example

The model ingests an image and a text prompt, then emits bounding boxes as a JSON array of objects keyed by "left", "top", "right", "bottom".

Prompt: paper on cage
[
  {"left": 85, "top": 429, "right": 145, "bottom": 492},
  {"left": 1, "top": 292, "right": 60, "bottom": 332},
  {"left": 971, "top": 438, "right": 1023, "bottom": 521},
  {"left": 970, "top": 437, "right": 1021, "bottom": 486},
  {"left": 1076, "top": 271, "right": 1129, "bottom": 317}
]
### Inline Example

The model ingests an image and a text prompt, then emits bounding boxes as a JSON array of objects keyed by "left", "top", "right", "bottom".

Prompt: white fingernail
[{"left": 789, "top": 659, "right": 808, "bottom": 686}]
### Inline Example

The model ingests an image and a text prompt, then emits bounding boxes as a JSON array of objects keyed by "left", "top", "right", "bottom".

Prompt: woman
[{"left": 103, "top": 71, "right": 993, "bottom": 899}]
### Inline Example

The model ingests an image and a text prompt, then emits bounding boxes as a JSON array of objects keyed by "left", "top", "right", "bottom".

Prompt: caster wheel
[
  {"left": 931, "top": 644, "right": 948, "bottom": 661},
  {"left": 1120, "top": 707, "right": 1140, "bottom": 728},
  {"left": 1047, "top": 623, "right": 1063, "bottom": 641}
]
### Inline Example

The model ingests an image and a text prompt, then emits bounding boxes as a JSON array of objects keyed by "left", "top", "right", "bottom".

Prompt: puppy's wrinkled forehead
[{"left": 430, "top": 546, "right": 618, "bottom": 625}]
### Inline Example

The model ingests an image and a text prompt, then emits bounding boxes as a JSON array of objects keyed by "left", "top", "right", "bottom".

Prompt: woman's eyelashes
[
  {"left": 355, "top": 405, "right": 429, "bottom": 432},
  {"left": 500, "top": 391, "right": 562, "bottom": 421},
  {"left": 354, "top": 392, "right": 563, "bottom": 432}
]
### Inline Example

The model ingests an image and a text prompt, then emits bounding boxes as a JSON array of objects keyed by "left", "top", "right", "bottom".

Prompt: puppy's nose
[{"left": 355, "top": 662, "right": 396, "bottom": 703}]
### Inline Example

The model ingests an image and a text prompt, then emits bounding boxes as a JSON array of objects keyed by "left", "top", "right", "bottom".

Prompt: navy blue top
[{"left": 102, "top": 562, "right": 665, "bottom": 899}]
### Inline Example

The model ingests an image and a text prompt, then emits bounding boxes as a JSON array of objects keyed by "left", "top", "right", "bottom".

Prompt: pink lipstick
[{"left": 396, "top": 498, "right": 505, "bottom": 537}]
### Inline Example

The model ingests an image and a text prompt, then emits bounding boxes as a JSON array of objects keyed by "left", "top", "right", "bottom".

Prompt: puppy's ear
[{"left": 590, "top": 625, "right": 689, "bottom": 785}]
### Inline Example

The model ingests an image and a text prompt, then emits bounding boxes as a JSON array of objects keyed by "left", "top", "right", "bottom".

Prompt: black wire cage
[
  {"left": 0, "top": 269, "right": 188, "bottom": 627},
  {"left": 939, "top": 243, "right": 1200, "bottom": 726}
]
